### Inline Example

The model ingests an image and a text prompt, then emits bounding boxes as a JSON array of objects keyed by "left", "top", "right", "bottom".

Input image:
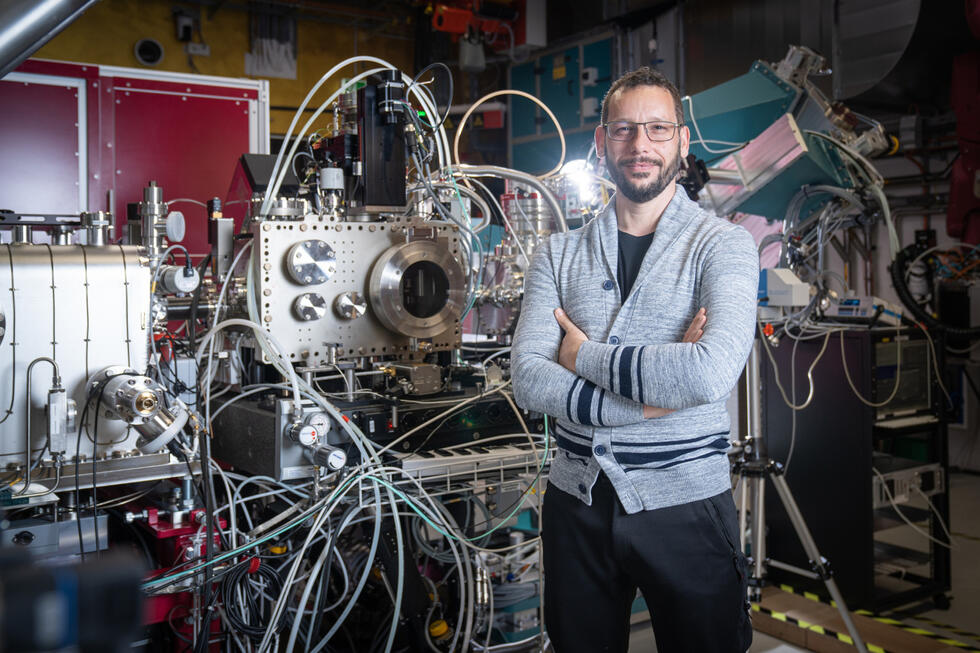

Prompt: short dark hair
[{"left": 600, "top": 67, "right": 684, "bottom": 125}]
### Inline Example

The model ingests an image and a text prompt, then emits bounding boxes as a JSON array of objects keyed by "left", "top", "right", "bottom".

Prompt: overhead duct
[{"left": 0, "top": 0, "right": 99, "bottom": 78}]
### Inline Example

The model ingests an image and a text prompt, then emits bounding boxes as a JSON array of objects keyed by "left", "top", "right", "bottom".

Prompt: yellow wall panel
[{"left": 34, "top": 0, "right": 414, "bottom": 134}]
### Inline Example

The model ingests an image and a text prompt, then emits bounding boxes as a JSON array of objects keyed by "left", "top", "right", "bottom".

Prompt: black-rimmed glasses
[{"left": 603, "top": 120, "right": 681, "bottom": 142}]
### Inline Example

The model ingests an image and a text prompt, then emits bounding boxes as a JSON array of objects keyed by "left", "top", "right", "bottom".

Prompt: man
[{"left": 511, "top": 67, "right": 759, "bottom": 652}]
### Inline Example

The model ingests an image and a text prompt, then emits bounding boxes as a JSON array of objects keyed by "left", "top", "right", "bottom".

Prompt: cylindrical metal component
[
  {"left": 318, "top": 167, "right": 344, "bottom": 190},
  {"left": 334, "top": 291, "right": 367, "bottom": 320},
  {"left": 165, "top": 296, "right": 216, "bottom": 321},
  {"left": 143, "top": 182, "right": 163, "bottom": 204},
  {"left": 311, "top": 444, "right": 347, "bottom": 470},
  {"left": 369, "top": 240, "right": 465, "bottom": 338},
  {"left": 286, "top": 240, "right": 336, "bottom": 285},
  {"left": 52, "top": 226, "right": 74, "bottom": 245},
  {"left": 81, "top": 211, "right": 113, "bottom": 247},
  {"left": 505, "top": 194, "right": 552, "bottom": 259},
  {"left": 158, "top": 265, "right": 201, "bottom": 295},
  {"left": 248, "top": 196, "right": 310, "bottom": 222},
  {"left": 133, "top": 404, "right": 189, "bottom": 454},
  {"left": 12, "top": 225, "right": 32, "bottom": 244},
  {"left": 293, "top": 292, "right": 327, "bottom": 321},
  {"left": 86, "top": 367, "right": 160, "bottom": 424},
  {"left": 139, "top": 181, "right": 168, "bottom": 259},
  {"left": 287, "top": 423, "right": 319, "bottom": 447},
  {"left": 745, "top": 343, "right": 764, "bottom": 459}
]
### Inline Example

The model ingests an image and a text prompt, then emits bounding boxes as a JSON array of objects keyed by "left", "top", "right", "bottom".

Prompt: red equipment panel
[
  {"left": 0, "top": 77, "right": 83, "bottom": 214},
  {"left": 110, "top": 78, "right": 253, "bottom": 256},
  {"left": 5, "top": 59, "right": 265, "bottom": 256}
]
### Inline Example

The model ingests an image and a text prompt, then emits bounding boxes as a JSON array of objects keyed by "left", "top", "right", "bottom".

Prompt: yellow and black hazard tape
[
  {"left": 751, "top": 603, "right": 891, "bottom": 653},
  {"left": 887, "top": 612, "right": 980, "bottom": 645},
  {"left": 774, "top": 584, "right": 980, "bottom": 651}
]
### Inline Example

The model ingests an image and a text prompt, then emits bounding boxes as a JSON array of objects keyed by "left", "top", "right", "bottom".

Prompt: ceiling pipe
[{"left": 0, "top": 0, "right": 99, "bottom": 78}]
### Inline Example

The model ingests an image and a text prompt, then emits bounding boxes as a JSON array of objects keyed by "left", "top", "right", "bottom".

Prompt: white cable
[
  {"left": 265, "top": 66, "right": 389, "bottom": 215},
  {"left": 682, "top": 95, "right": 746, "bottom": 154},
  {"left": 872, "top": 467, "right": 955, "bottom": 549},
  {"left": 262, "top": 55, "right": 401, "bottom": 215},
  {"left": 839, "top": 329, "right": 903, "bottom": 408},
  {"left": 454, "top": 90, "right": 566, "bottom": 178},
  {"left": 195, "top": 318, "right": 301, "bottom": 425},
  {"left": 912, "top": 484, "right": 956, "bottom": 547},
  {"left": 913, "top": 322, "right": 953, "bottom": 407},
  {"left": 757, "top": 323, "right": 834, "bottom": 410},
  {"left": 265, "top": 57, "right": 451, "bottom": 215}
]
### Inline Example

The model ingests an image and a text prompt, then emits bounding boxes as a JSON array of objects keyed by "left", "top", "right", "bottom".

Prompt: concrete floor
[{"left": 627, "top": 472, "right": 980, "bottom": 652}]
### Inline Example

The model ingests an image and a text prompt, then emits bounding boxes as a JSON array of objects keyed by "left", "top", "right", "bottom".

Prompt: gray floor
[{"left": 628, "top": 472, "right": 980, "bottom": 652}]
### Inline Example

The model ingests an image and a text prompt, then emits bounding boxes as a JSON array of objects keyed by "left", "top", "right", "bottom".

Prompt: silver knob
[
  {"left": 293, "top": 293, "right": 327, "bottom": 321},
  {"left": 286, "top": 423, "right": 319, "bottom": 447},
  {"left": 286, "top": 239, "right": 336, "bottom": 285},
  {"left": 312, "top": 445, "right": 347, "bottom": 470},
  {"left": 335, "top": 291, "right": 367, "bottom": 320}
]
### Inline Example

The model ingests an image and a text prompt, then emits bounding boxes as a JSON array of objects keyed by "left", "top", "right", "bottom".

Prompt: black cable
[
  {"left": 890, "top": 248, "right": 980, "bottom": 337},
  {"left": 187, "top": 252, "right": 211, "bottom": 356},
  {"left": 193, "top": 429, "right": 219, "bottom": 647},
  {"left": 220, "top": 560, "right": 289, "bottom": 640},
  {"left": 72, "top": 372, "right": 135, "bottom": 558},
  {"left": 409, "top": 62, "right": 454, "bottom": 131}
]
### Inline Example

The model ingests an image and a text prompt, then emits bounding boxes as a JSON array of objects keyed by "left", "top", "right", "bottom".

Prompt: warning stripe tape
[
  {"left": 751, "top": 603, "right": 891, "bottom": 653},
  {"left": 775, "top": 584, "right": 980, "bottom": 651},
  {"left": 888, "top": 612, "right": 980, "bottom": 643}
]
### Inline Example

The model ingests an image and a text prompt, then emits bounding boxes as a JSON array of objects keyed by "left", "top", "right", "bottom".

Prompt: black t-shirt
[{"left": 617, "top": 230, "right": 655, "bottom": 301}]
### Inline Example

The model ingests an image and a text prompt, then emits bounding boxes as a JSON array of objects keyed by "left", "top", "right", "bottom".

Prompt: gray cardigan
[{"left": 511, "top": 189, "right": 759, "bottom": 513}]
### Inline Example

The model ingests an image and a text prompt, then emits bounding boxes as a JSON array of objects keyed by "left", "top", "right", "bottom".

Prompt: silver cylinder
[
  {"left": 12, "top": 225, "right": 32, "bottom": 244},
  {"left": 81, "top": 211, "right": 113, "bottom": 247},
  {"left": 52, "top": 226, "right": 74, "bottom": 245},
  {"left": 139, "top": 181, "right": 167, "bottom": 260}
]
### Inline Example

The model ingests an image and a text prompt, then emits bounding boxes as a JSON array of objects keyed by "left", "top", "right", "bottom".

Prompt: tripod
[{"left": 733, "top": 342, "right": 868, "bottom": 653}]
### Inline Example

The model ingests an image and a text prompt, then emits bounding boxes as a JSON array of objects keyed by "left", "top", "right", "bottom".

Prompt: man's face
[{"left": 595, "top": 85, "right": 690, "bottom": 204}]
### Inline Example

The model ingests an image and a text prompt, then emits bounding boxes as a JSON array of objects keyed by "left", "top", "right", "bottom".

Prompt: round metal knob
[
  {"left": 286, "top": 239, "right": 336, "bottom": 285},
  {"left": 287, "top": 423, "right": 319, "bottom": 447},
  {"left": 312, "top": 445, "right": 347, "bottom": 471},
  {"left": 293, "top": 293, "right": 327, "bottom": 321},
  {"left": 334, "top": 291, "right": 367, "bottom": 320}
]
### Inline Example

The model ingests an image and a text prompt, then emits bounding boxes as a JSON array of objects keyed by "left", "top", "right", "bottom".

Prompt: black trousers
[{"left": 542, "top": 475, "right": 752, "bottom": 653}]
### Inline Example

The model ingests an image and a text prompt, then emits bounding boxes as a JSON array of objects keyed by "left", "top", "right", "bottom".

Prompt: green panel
[
  {"left": 510, "top": 61, "right": 538, "bottom": 139},
  {"left": 512, "top": 131, "right": 595, "bottom": 176},
  {"left": 476, "top": 223, "right": 505, "bottom": 254},
  {"left": 539, "top": 47, "right": 581, "bottom": 133},
  {"left": 582, "top": 38, "right": 613, "bottom": 105},
  {"left": 892, "top": 436, "right": 931, "bottom": 463},
  {"left": 734, "top": 134, "right": 856, "bottom": 221},
  {"left": 685, "top": 62, "right": 799, "bottom": 164}
]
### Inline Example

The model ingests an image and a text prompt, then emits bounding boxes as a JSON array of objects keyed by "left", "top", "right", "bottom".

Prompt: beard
[{"left": 604, "top": 142, "right": 682, "bottom": 204}]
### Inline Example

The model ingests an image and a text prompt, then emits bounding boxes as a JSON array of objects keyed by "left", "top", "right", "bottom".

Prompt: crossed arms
[{"left": 511, "top": 227, "right": 759, "bottom": 425}]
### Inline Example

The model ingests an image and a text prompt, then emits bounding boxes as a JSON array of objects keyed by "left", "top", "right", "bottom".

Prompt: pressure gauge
[{"left": 306, "top": 412, "right": 331, "bottom": 435}]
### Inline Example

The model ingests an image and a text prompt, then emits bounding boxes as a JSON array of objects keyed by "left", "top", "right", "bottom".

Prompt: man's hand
[
  {"left": 682, "top": 307, "right": 707, "bottom": 344},
  {"left": 643, "top": 307, "right": 707, "bottom": 418},
  {"left": 554, "top": 306, "right": 708, "bottom": 418},
  {"left": 554, "top": 308, "right": 587, "bottom": 373}
]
